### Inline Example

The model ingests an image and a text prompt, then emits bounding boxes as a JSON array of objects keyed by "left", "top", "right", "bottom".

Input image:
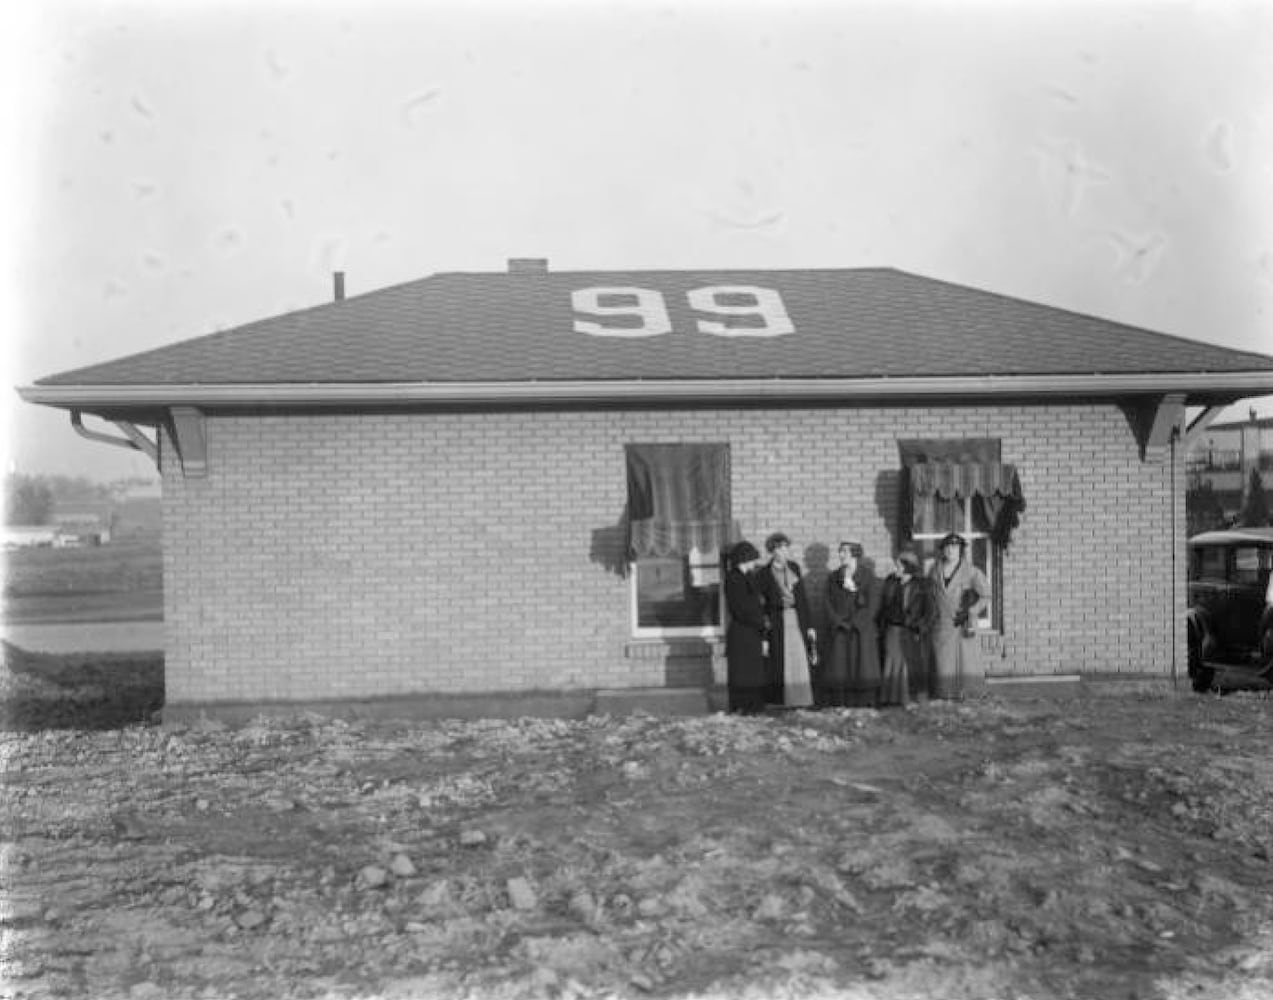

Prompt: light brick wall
[{"left": 161, "top": 403, "right": 1186, "bottom": 706}]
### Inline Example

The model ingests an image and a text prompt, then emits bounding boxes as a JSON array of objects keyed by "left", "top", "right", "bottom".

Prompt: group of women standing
[{"left": 724, "top": 531, "right": 989, "bottom": 713}]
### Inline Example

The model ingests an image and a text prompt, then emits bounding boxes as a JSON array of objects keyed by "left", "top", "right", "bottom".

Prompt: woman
[
  {"left": 757, "top": 533, "right": 815, "bottom": 708},
  {"left": 928, "top": 532, "right": 990, "bottom": 699},
  {"left": 823, "top": 540, "right": 881, "bottom": 707},
  {"left": 878, "top": 550, "right": 935, "bottom": 706},
  {"left": 724, "top": 540, "right": 769, "bottom": 714}
]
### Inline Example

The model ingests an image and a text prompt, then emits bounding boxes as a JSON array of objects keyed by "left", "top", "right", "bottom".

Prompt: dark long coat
[
  {"left": 724, "top": 567, "right": 769, "bottom": 712},
  {"left": 755, "top": 559, "right": 813, "bottom": 705},
  {"left": 823, "top": 564, "right": 881, "bottom": 705},
  {"left": 878, "top": 575, "right": 938, "bottom": 638},
  {"left": 902, "top": 576, "right": 939, "bottom": 698},
  {"left": 879, "top": 573, "right": 939, "bottom": 700}
]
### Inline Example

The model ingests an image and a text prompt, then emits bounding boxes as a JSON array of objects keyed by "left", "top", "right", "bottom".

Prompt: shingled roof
[{"left": 22, "top": 265, "right": 1273, "bottom": 414}]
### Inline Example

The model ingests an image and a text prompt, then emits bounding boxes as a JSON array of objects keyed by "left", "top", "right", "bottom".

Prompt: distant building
[
  {"left": 51, "top": 501, "right": 115, "bottom": 546},
  {"left": 0, "top": 511, "right": 114, "bottom": 548},
  {"left": 1, "top": 526, "right": 59, "bottom": 549},
  {"left": 1185, "top": 411, "right": 1273, "bottom": 524}
]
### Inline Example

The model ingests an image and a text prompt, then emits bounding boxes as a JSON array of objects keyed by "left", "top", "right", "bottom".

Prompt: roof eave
[{"left": 18, "top": 371, "right": 1273, "bottom": 412}]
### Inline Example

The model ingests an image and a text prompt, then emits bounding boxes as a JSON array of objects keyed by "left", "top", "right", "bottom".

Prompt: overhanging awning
[
  {"left": 906, "top": 460, "right": 1026, "bottom": 547},
  {"left": 909, "top": 461, "right": 1022, "bottom": 502}
]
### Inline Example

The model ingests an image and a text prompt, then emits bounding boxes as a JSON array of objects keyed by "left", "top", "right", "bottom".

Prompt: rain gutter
[{"left": 19, "top": 370, "right": 1273, "bottom": 409}]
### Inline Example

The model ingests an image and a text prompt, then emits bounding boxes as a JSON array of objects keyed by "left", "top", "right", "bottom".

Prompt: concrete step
[{"left": 985, "top": 673, "right": 1183, "bottom": 698}]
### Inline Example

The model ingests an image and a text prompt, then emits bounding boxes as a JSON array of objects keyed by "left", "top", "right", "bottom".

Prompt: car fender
[
  {"left": 1260, "top": 604, "right": 1273, "bottom": 663},
  {"left": 1259, "top": 603, "right": 1273, "bottom": 637},
  {"left": 1186, "top": 606, "right": 1217, "bottom": 660}
]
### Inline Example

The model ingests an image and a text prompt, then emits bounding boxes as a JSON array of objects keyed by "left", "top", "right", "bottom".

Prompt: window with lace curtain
[{"left": 624, "top": 443, "right": 735, "bottom": 637}]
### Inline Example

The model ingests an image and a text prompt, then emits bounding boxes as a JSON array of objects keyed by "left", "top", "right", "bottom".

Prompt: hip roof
[{"left": 23, "top": 266, "right": 1273, "bottom": 412}]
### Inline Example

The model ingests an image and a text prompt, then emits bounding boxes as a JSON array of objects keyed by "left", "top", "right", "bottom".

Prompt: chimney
[
  {"left": 507, "top": 258, "right": 549, "bottom": 274},
  {"left": 333, "top": 271, "right": 346, "bottom": 301}
]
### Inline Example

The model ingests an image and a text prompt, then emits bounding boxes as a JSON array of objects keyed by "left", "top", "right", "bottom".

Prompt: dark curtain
[
  {"left": 907, "top": 461, "right": 1026, "bottom": 547},
  {"left": 898, "top": 439, "right": 1025, "bottom": 548},
  {"left": 625, "top": 443, "right": 735, "bottom": 559}
]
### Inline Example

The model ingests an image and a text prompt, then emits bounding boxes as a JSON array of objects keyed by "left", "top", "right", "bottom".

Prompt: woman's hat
[
  {"left": 731, "top": 540, "right": 760, "bottom": 565},
  {"left": 938, "top": 532, "right": 967, "bottom": 550},
  {"left": 897, "top": 549, "right": 921, "bottom": 571}
]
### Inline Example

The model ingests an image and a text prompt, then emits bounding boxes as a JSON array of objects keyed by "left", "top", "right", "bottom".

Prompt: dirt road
[
  {"left": 0, "top": 623, "right": 164, "bottom": 656},
  {"left": 2, "top": 691, "right": 1272, "bottom": 999}
]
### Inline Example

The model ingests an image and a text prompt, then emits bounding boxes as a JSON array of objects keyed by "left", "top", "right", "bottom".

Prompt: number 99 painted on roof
[{"left": 571, "top": 286, "right": 794, "bottom": 338}]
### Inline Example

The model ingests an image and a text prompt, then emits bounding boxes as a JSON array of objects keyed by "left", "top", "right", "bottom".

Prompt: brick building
[{"left": 20, "top": 263, "right": 1273, "bottom": 720}]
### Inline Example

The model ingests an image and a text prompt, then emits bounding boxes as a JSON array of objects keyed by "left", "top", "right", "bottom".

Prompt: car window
[
  {"left": 1196, "top": 546, "right": 1228, "bottom": 581},
  {"left": 1234, "top": 547, "right": 1262, "bottom": 586}
]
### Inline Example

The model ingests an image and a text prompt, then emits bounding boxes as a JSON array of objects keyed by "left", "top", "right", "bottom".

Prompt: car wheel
[{"left": 1188, "top": 621, "right": 1214, "bottom": 693}]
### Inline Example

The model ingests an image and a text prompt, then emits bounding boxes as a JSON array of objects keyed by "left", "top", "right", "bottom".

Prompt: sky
[{"left": 3, "top": 0, "right": 1272, "bottom": 482}]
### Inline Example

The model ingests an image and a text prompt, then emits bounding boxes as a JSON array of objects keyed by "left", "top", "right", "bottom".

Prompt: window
[
  {"left": 1196, "top": 545, "right": 1227, "bottom": 581},
  {"left": 899, "top": 439, "right": 1025, "bottom": 631},
  {"left": 1232, "top": 546, "right": 1271, "bottom": 587},
  {"left": 625, "top": 444, "right": 733, "bottom": 637},
  {"left": 909, "top": 497, "right": 998, "bottom": 629},
  {"left": 631, "top": 548, "right": 723, "bottom": 634}
]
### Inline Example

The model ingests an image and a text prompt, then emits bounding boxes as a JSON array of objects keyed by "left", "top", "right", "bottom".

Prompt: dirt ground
[{"left": 2, "top": 658, "right": 1273, "bottom": 1000}]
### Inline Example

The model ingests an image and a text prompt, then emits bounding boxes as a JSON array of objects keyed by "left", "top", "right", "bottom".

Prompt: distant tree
[
  {"left": 44, "top": 474, "right": 111, "bottom": 503},
  {"left": 4, "top": 474, "right": 54, "bottom": 525},
  {"left": 1186, "top": 475, "right": 1227, "bottom": 537},
  {"left": 1238, "top": 468, "right": 1270, "bottom": 527}
]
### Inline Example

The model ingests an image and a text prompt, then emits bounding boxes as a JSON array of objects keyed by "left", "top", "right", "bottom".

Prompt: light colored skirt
[
  {"left": 781, "top": 609, "right": 813, "bottom": 707},
  {"left": 931, "top": 624, "right": 983, "bottom": 699}
]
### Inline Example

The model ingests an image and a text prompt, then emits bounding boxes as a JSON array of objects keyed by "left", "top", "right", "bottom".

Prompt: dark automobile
[{"left": 1186, "top": 527, "right": 1273, "bottom": 692}]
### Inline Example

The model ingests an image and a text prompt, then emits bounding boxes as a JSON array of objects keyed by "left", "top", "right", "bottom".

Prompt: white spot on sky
[
  {"left": 103, "top": 279, "right": 128, "bottom": 299},
  {"left": 1098, "top": 229, "right": 1168, "bottom": 284},
  {"left": 130, "top": 94, "right": 154, "bottom": 119},
  {"left": 401, "top": 90, "right": 442, "bottom": 127},
  {"left": 280, "top": 199, "right": 296, "bottom": 220},
  {"left": 264, "top": 49, "right": 291, "bottom": 83},
  {"left": 706, "top": 175, "right": 785, "bottom": 231},
  {"left": 706, "top": 208, "right": 786, "bottom": 231},
  {"left": 212, "top": 228, "right": 244, "bottom": 253},
  {"left": 1204, "top": 121, "right": 1235, "bottom": 173},
  {"left": 1258, "top": 252, "right": 1273, "bottom": 285},
  {"left": 1034, "top": 136, "right": 1111, "bottom": 217},
  {"left": 1041, "top": 84, "right": 1080, "bottom": 109},
  {"left": 131, "top": 180, "right": 158, "bottom": 199},
  {"left": 316, "top": 238, "right": 346, "bottom": 270}
]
